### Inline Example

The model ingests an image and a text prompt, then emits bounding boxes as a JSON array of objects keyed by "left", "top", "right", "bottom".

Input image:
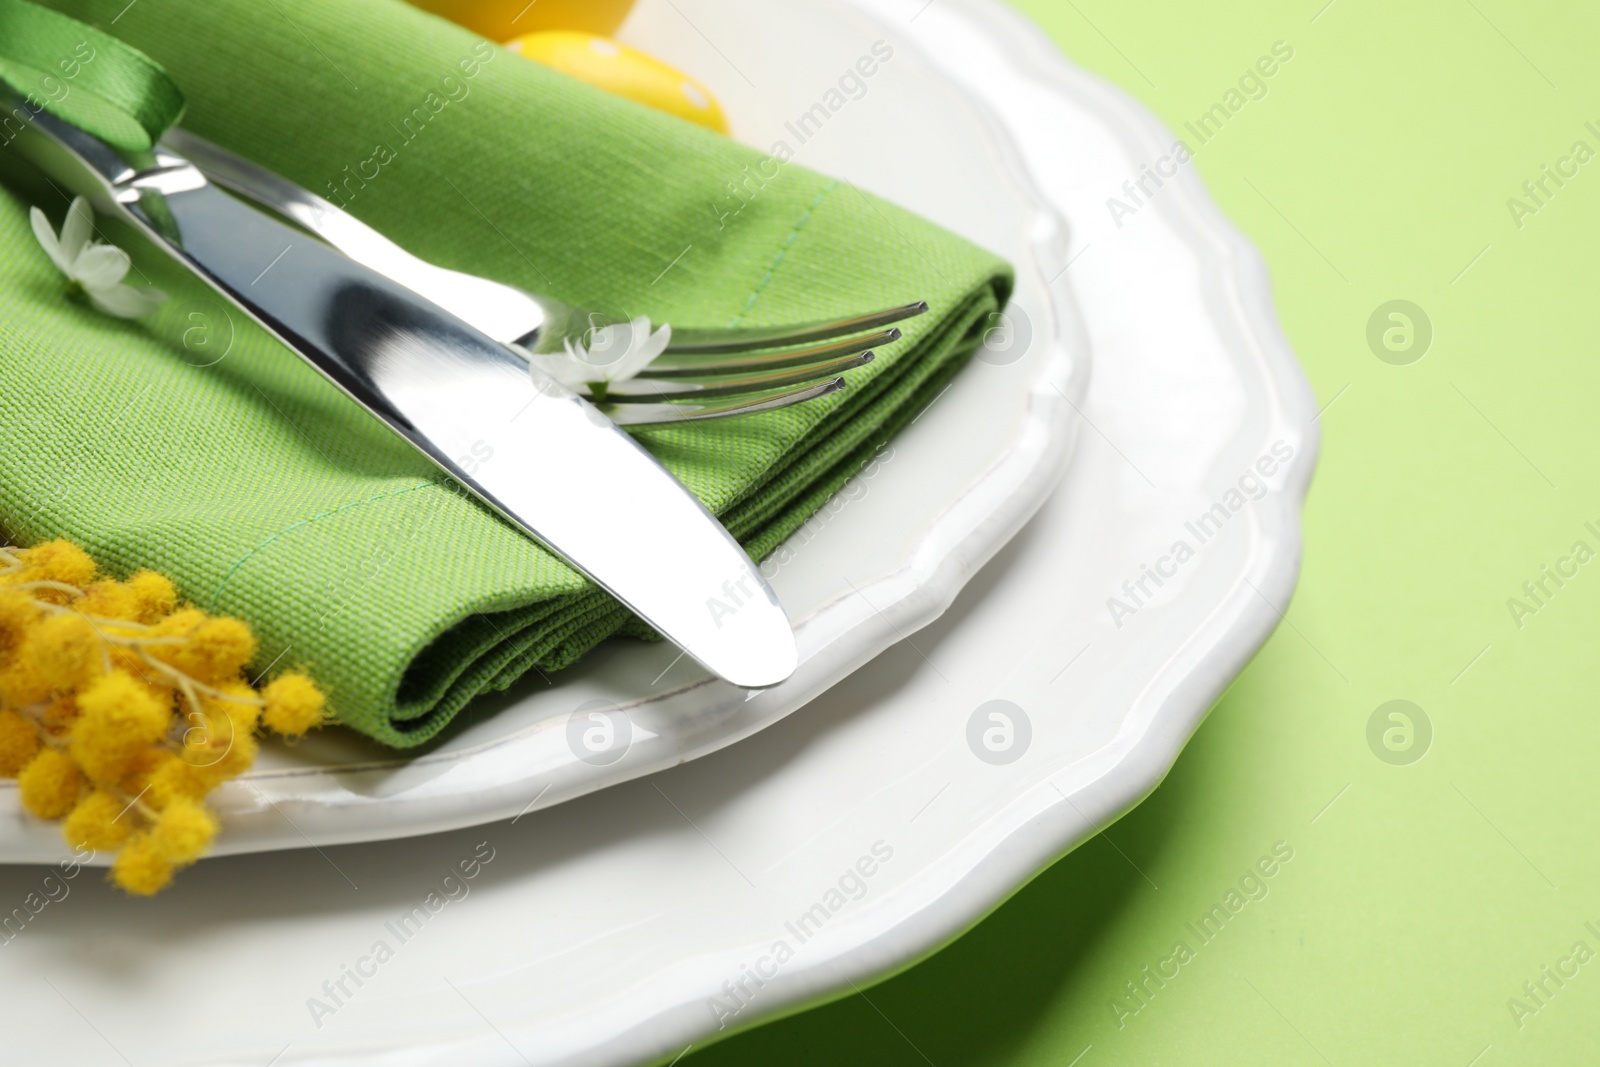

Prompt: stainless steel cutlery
[
  {"left": 163, "top": 128, "right": 928, "bottom": 425},
  {"left": 9, "top": 99, "right": 803, "bottom": 688}
]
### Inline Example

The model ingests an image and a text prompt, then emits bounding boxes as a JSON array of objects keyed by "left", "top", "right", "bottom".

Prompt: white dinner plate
[
  {"left": 1, "top": 0, "right": 1086, "bottom": 862},
  {"left": 0, "top": 0, "right": 1315, "bottom": 1064}
]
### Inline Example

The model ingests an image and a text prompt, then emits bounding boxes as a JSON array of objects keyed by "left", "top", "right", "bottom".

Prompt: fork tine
[
  {"left": 665, "top": 301, "right": 929, "bottom": 355},
  {"left": 605, "top": 378, "right": 847, "bottom": 426},
  {"left": 645, "top": 328, "right": 900, "bottom": 378},
  {"left": 600, "top": 352, "right": 874, "bottom": 402},
  {"left": 168, "top": 132, "right": 925, "bottom": 370}
]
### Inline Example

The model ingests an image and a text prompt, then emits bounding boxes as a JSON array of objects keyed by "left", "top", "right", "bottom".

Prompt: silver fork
[{"left": 161, "top": 129, "right": 928, "bottom": 426}]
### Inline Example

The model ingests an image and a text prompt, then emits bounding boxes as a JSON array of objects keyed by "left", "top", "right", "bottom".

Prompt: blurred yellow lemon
[
  {"left": 507, "top": 31, "right": 728, "bottom": 134},
  {"left": 407, "top": 0, "right": 636, "bottom": 39}
]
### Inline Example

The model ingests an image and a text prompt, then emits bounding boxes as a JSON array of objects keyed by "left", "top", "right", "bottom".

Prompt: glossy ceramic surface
[{"left": 0, "top": 3, "right": 1314, "bottom": 1066}]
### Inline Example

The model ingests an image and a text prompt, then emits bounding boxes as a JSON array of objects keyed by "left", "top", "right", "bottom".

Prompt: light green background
[{"left": 689, "top": 0, "right": 1600, "bottom": 1063}]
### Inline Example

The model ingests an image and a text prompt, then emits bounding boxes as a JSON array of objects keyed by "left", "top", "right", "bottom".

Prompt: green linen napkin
[{"left": 0, "top": 0, "right": 1012, "bottom": 747}]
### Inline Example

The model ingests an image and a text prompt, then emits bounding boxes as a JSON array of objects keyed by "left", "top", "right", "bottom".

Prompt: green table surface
[{"left": 686, "top": 0, "right": 1600, "bottom": 1063}]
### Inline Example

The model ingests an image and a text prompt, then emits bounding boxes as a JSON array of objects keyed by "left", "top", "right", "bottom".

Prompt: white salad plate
[
  {"left": 1, "top": 0, "right": 1087, "bottom": 862},
  {"left": 0, "top": 0, "right": 1316, "bottom": 1064}
]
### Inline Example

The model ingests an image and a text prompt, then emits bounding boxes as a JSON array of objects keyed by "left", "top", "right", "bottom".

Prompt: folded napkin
[{"left": 0, "top": 0, "right": 1012, "bottom": 746}]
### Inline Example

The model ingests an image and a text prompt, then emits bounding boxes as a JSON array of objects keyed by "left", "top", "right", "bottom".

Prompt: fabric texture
[
  {"left": 0, "top": 0, "right": 186, "bottom": 150},
  {"left": 0, "top": 0, "right": 1012, "bottom": 746}
]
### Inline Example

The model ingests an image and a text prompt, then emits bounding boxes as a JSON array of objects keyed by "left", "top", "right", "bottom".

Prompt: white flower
[
  {"left": 529, "top": 316, "right": 672, "bottom": 391},
  {"left": 30, "top": 196, "right": 166, "bottom": 319}
]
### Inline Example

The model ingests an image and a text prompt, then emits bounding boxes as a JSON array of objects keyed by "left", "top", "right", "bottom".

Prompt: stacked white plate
[{"left": 0, "top": 1, "right": 1316, "bottom": 1064}]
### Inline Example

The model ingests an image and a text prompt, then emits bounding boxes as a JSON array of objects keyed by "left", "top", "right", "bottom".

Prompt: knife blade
[{"left": 7, "top": 103, "right": 797, "bottom": 690}]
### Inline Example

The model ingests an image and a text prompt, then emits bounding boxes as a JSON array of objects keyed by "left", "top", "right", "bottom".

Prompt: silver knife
[{"left": 7, "top": 102, "right": 797, "bottom": 689}]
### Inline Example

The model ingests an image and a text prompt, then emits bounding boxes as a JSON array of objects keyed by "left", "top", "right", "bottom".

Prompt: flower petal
[
  {"left": 644, "top": 323, "right": 672, "bottom": 360},
  {"left": 60, "top": 198, "right": 94, "bottom": 263},
  {"left": 71, "top": 244, "right": 132, "bottom": 290},
  {"left": 88, "top": 283, "right": 166, "bottom": 319},
  {"left": 582, "top": 322, "right": 632, "bottom": 374},
  {"left": 627, "top": 316, "right": 651, "bottom": 348},
  {"left": 30, "top": 207, "right": 70, "bottom": 274},
  {"left": 612, "top": 321, "right": 672, "bottom": 382},
  {"left": 528, "top": 352, "right": 591, "bottom": 389}
]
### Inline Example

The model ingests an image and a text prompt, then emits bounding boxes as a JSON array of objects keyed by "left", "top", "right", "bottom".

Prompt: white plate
[
  {"left": 0, "top": 0, "right": 1086, "bottom": 862},
  {"left": 0, "top": 0, "right": 1316, "bottom": 1064}
]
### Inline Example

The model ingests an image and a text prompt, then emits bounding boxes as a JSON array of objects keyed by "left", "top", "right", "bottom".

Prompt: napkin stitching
[
  {"left": 208, "top": 481, "right": 436, "bottom": 609},
  {"left": 729, "top": 179, "right": 839, "bottom": 327}
]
